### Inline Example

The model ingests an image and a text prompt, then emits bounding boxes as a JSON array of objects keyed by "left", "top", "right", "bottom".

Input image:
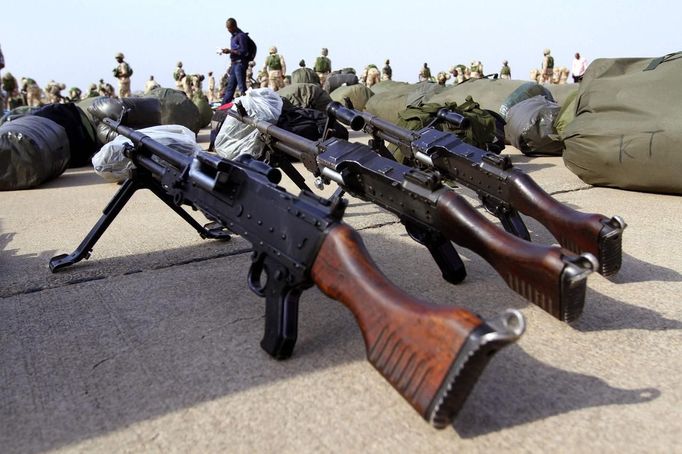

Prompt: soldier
[
  {"left": 207, "top": 71, "right": 216, "bottom": 101},
  {"left": 189, "top": 74, "right": 205, "bottom": 97},
  {"left": 381, "top": 59, "right": 392, "bottom": 81},
  {"left": 21, "top": 77, "right": 42, "bottom": 107},
  {"left": 85, "top": 83, "right": 99, "bottom": 98},
  {"left": 257, "top": 67, "right": 269, "bottom": 90},
  {"left": 469, "top": 60, "right": 483, "bottom": 79},
  {"left": 263, "top": 46, "right": 286, "bottom": 91},
  {"left": 314, "top": 47, "right": 332, "bottom": 87},
  {"left": 541, "top": 48, "right": 554, "bottom": 84},
  {"left": 113, "top": 52, "right": 133, "bottom": 98},
  {"left": 500, "top": 60, "right": 511, "bottom": 79},
  {"left": 418, "top": 62, "right": 431, "bottom": 82},
  {"left": 98, "top": 79, "right": 115, "bottom": 97},
  {"left": 1, "top": 71, "right": 19, "bottom": 110},
  {"left": 365, "top": 64, "right": 381, "bottom": 87},
  {"left": 0, "top": 44, "right": 4, "bottom": 110},
  {"left": 45, "top": 81, "right": 66, "bottom": 104},
  {"left": 436, "top": 71, "right": 450, "bottom": 86},
  {"left": 559, "top": 66, "right": 570, "bottom": 84},
  {"left": 144, "top": 75, "right": 160, "bottom": 94},
  {"left": 69, "top": 86, "right": 82, "bottom": 102},
  {"left": 245, "top": 62, "right": 257, "bottom": 88},
  {"left": 173, "top": 61, "right": 186, "bottom": 92},
  {"left": 182, "top": 72, "right": 194, "bottom": 97}
]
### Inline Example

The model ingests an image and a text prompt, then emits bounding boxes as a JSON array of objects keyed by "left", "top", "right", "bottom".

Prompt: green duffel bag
[
  {"left": 499, "top": 82, "right": 554, "bottom": 120},
  {"left": 0, "top": 116, "right": 70, "bottom": 190},
  {"left": 277, "top": 83, "right": 332, "bottom": 111},
  {"left": 146, "top": 88, "right": 202, "bottom": 133},
  {"left": 553, "top": 90, "right": 579, "bottom": 139},
  {"left": 330, "top": 84, "right": 374, "bottom": 111},
  {"left": 364, "top": 82, "right": 441, "bottom": 124},
  {"left": 428, "top": 78, "right": 527, "bottom": 113},
  {"left": 545, "top": 83, "right": 579, "bottom": 106},
  {"left": 192, "top": 93, "right": 213, "bottom": 129},
  {"left": 563, "top": 52, "right": 682, "bottom": 194},
  {"left": 369, "top": 80, "right": 409, "bottom": 95},
  {"left": 291, "top": 67, "right": 320, "bottom": 85}
]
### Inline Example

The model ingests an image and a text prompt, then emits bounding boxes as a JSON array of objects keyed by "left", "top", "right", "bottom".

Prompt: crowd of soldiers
[{"left": 1, "top": 43, "right": 582, "bottom": 113}]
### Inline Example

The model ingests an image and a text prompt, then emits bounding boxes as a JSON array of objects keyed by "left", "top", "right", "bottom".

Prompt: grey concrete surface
[{"left": 1, "top": 130, "right": 681, "bottom": 454}]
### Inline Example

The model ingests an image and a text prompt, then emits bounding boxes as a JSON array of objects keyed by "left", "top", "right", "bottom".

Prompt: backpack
[{"left": 244, "top": 32, "right": 257, "bottom": 62}]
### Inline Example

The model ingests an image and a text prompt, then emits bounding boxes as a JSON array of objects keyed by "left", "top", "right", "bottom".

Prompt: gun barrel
[
  {"left": 327, "top": 102, "right": 365, "bottom": 131},
  {"left": 311, "top": 223, "right": 524, "bottom": 428},
  {"left": 358, "top": 110, "right": 416, "bottom": 143}
]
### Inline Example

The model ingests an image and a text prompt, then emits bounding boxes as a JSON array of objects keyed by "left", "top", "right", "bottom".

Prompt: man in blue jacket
[{"left": 220, "top": 18, "right": 250, "bottom": 104}]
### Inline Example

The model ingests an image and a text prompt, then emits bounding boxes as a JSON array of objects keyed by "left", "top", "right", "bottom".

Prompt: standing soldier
[
  {"left": 500, "top": 60, "right": 511, "bottom": 79},
  {"left": 173, "top": 61, "right": 186, "bottom": 92},
  {"left": 182, "top": 73, "right": 194, "bottom": 97},
  {"left": 69, "top": 86, "right": 82, "bottom": 102},
  {"left": 45, "top": 81, "right": 66, "bottom": 104},
  {"left": 207, "top": 71, "right": 216, "bottom": 101},
  {"left": 144, "top": 75, "right": 160, "bottom": 94},
  {"left": 263, "top": 46, "right": 286, "bottom": 91},
  {"left": 469, "top": 60, "right": 483, "bottom": 79},
  {"left": 436, "top": 71, "right": 450, "bottom": 86},
  {"left": 98, "top": 79, "right": 115, "bottom": 97},
  {"left": 2, "top": 71, "right": 19, "bottom": 110},
  {"left": 245, "top": 62, "right": 257, "bottom": 88},
  {"left": 418, "top": 62, "right": 431, "bottom": 82},
  {"left": 365, "top": 64, "right": 381, "bottom": 87},
  {"left": 113, "top": 52, "right": 133, "bottom": 98},
  {"left": 381, "top": 59, "right": 392, "bottom": 81},
  {"left": 314, "top": 47, "right": 332, "bottom": 87},
  {"left": 541, "top": 48, "right": 554, "bottom": 84},
  {"left": 85, "top": 83, "right": 99, "bottom": 98},
  {"left": 189, "top": 74, "right": 204, "bottom": 97},
  {"left": 21, "top": 77, "right": 42, "bottom": 106}
]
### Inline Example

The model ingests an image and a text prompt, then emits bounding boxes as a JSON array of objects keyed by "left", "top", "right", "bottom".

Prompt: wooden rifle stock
[
  {"left": 436, "top": 191, "right": 596, "bottom": 322},
  {"left": 311, "top": 224, "right": 524, "bottom": 428},
  {"left": 507, "top": 173, "right": 626, "bottom": 276}
]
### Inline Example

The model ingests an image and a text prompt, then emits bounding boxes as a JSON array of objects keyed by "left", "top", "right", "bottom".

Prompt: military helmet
[
  {"left": 503, "top": 60, "right": 508, "bottom": 65},
  {"left": 115, "top": 52, "right": 124, "bottom": 59},
  {"left": 177, "top": 61, "right": 183, "bottom": 67},
  {"left": 248, "top": 61, "right": 256, "bottom": 67},
  {"left": 321, "top": 48, "right": 328, "bottom": 56},
  {"left": 269, "top": 46, "right": 277, "bottom": 54},
  {"left": 299, "top": 59, "right": 306, "bottom": 67},
  {"left": 385, "top": 59, "right": 390, "bottom": 65},
  {"left": 544, "top": 48, "right": 551, "bottom": 55}
]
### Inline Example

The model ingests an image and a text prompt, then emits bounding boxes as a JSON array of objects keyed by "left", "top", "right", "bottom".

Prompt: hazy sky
[{"left": 2, "top": 0, "right": 679, "bottom": 92}]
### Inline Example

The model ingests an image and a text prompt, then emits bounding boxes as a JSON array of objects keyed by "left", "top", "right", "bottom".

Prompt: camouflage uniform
[
  {"left": 144, "top": 76, "right": 160, "bottom": 94},
  {"left": 541, "top": 49, "right": 554, "bottom": 84},
  {"left": 113, "top": 52, "right": 132, "bottom": 98},
  {"left": 245, "top": 62, "right": 257, "bottom": 89},
  {"left": 98, "top": 79, "right": 115, "bottom": 97},
  {"left": 469, "top": 60, "right": 483, "bottom": 79},
  {"left": 207, "top": 72, "right": 216, "bottom": 101},
  {"left": 69, "top": 86, "right": 82, "bottom": 102},
  {"left": 2, "top": 71, "right": 19, "bottom": 110},
  {"left": 257, "top": 68, "right": 268, "bottom": 89},
  {"left": 182, "top": 75, "right": 194, "bottom": 97},
  {"left": 85, "top": 83, "right": 99, "bottom": 98},
  {"left": 314, "top": 48, "right": 331, "bottom": 87},
  {"left": 382, "top": 59, "right": 392, "bottom": 81},
  {"left": 173, "top": 62, "right": 186, "bottom": 92},
  {"left": 436, "top": 71, "right": 450, "bottom": 86},
  {"left": 500, "top": 60, "right": 511, "bottom": 80},
  {"left": 45, "top": 81, "right": 66, "bottom": 104},
  {"left": 189, "top": 74, "right": 204, "bottom": 96},
  {"left": 22, "top": 78, "right": 42, "bottom": 106},
  {"left": 264, "top": 46, "right": 286, "bottom": 91},
  {"left": 418, "top": 63, "right": 431, "bottom": 82},
  {"left": 365, "top": 64, "right": 381, "bottom": 87}
]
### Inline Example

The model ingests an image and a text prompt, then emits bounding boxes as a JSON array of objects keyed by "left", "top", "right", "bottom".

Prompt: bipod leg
[
  {"left": 404, "top": 222, "right": 467, "bottom": 284},
  {"left": 483, "top": 200, "right": 531, "bottom": 241},
  {"left": 278, "top": 156, "right": 313, "bottom": 192},
  {"left": 145, "top": 183, "right": 230, "bottom": 240},
  {"left": 50, "top": 178, "right": 141, "bottom": 272}
]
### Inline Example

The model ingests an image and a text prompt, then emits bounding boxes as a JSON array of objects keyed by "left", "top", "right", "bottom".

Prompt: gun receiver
[
  {"left": 227, "top": 107, "right": 596, "bottom": 322},
  {"left": 49, "top": 116, "right": 524, "bottom": 427},
  {"left": 332, "top": 104, "right": 625, "bottom": 276}
]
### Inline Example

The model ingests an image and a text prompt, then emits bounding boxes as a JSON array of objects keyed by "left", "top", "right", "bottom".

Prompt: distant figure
[
  {"left": 21, "top": 77, "right": 42, "bottom": 106},
  {"left": 182, "top": 72, "right": 194, "bottom": 97},
  {"left": 113, "top": 52, "right": 133, "bottom": 98},
  {"left": 189, "top": 74, "right": 204, "bottom": 97},
  {"left": 418, "top": 62, "right": 431, "bottom": 82},
  {"left": 0, "top": 44, "right": 5, "bottom": 110},
  {"left": 173, "top": 61, "right": 186, "bottom": 92},
  {"left": 45, "top": 81, "right": 66, "bottom": 104},
  {"left": 263, "top": 46, "right": 286, "bottom": 91},
  {"left": 207, "top": 71, "right": 216, "bottom": 101},
  {"left": 144, "top": 75, "right": 160, "bottom": 94},
  {"left": 69, "top": 86, "right": 82, "bottom": 102},
  {"left": 469, "top": 60, "right": 483, "bottom": 79},
  {"left": 314, "top": 47, "right": 332, "bottom": 87},
  {"left": 257, "top": 67, "right": 269, "bottom": 89},
  {"left": 453, "top": 64, "right": 467, "bottom": 83},
  {"left": 85, "top": 83, "right": 99, "bottom": 98},
  {"left": 559, "top": 66, "right": 570, "bottom": 84},
  {"left": 541, "top": 48, "right": 554, "bottom": 84},
  {"left": 382, "top": 59, "right": 392, "bottom": 81},
  {"left": 500, "top": 60, "right": 511, "bottom": 79},
  {"left": 246, "top": 62, "right": 258, "bottom": 88},
  {"left": 219, "top": 17, "right": 251, "bottom": 104},
  {"left": 98, "top": 79, "right": 115, "bottom": 97},
  {"left": 572, "top": 52, "right": 588, "bottom": 83},
  {"left": 364, "top": 64, "right": 381, "bottom": 87},
  {"left": 436, "top": 71, "right": 450, "bottom": 86},
  {"left": 2, "top": 71, "right": 19, "bottom": 110}
]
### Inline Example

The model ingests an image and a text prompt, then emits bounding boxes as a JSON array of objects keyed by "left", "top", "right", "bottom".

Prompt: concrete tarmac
[{"left": 1, "top": 130, "right": 680, "bottom": 453}]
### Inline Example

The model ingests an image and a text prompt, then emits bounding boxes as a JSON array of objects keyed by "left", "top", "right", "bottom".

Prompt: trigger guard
[{"left": 248, "top": 256, "right": 267, "bottom": 297}]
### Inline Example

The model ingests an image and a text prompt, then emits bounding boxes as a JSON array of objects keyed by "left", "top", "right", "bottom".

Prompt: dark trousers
[
  {"left": 222, "top": 60, "right": 247, "bottom": 104},
  {"left": 572, "top": 75, "right": 584, "bottom": 83}
]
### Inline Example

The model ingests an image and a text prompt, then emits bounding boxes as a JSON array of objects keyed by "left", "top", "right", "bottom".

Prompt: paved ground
[{"left": 1, "top": 129, "right": 680, "bottom": 453}]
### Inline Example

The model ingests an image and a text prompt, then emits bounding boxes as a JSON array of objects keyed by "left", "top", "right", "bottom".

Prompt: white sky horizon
[{"left": 2, "top": 0, "right": 679, "bottom": 93}]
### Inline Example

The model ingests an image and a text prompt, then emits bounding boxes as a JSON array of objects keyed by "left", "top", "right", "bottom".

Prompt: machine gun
[
  {"left": 329, "top": 102, "right": 626, "bottom": 277},
  {"left": 227, "top": 103, "right": 597, "bottom": 322},
  {"left": 48, "top": 114, "right": 524, "bottom": 429}
]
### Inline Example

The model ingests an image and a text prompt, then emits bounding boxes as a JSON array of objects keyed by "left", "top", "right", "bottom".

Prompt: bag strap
[{"left": 644, "top": 51, "right": 682, "bottom": 71}]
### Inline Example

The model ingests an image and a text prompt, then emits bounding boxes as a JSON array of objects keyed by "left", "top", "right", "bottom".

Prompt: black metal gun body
[
  {"left": 228, "top": 109, "right": 596, "bottom": 322},
  {"left": 346, "top": 106, "right": 625, "bottom": 276}
]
